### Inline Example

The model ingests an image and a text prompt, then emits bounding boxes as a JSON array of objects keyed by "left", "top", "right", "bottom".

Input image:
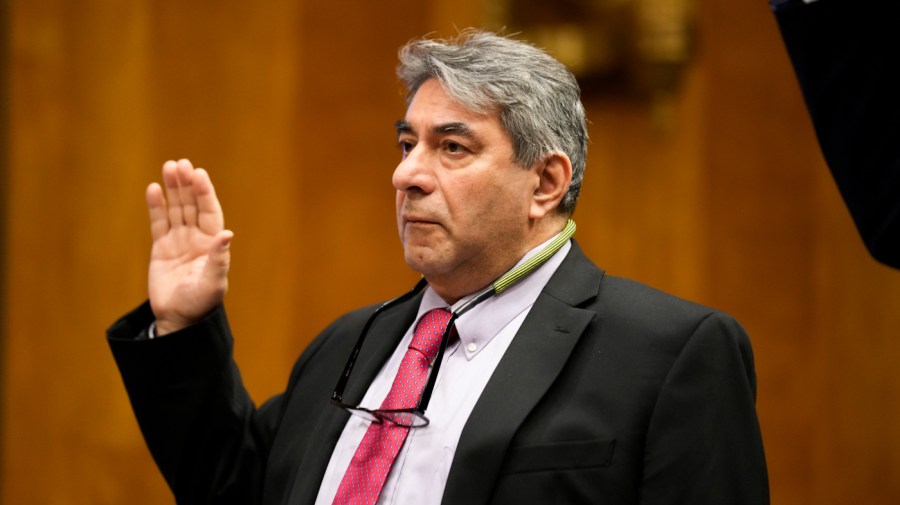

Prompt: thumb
[{"left": 204, "top": 230, "right": 234, "bottom": 286}]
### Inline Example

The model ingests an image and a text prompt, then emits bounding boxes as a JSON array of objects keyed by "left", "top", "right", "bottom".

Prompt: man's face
[{"left": 393, "top": 79, "right": 538, "bottom": 302}]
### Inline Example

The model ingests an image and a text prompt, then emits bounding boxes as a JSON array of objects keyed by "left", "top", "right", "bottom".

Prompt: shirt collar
[{"left": 415, "top": 235, "right": 572, "bottom": 360}]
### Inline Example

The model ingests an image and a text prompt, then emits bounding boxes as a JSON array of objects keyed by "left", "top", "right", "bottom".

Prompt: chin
[
  {"left": 403, "top": 254, "right": 434, "bottom": 277},
  {"left": 403, "top": 247, "right": 447, "bottom": 278}
]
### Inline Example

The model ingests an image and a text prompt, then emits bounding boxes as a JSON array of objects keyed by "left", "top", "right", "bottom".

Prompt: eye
[
  {"left": 444, "top": 141, "right": 466, "bottom": 155},
  {"left": 398, "top": 140, "right": 415, "bottom": 158}
]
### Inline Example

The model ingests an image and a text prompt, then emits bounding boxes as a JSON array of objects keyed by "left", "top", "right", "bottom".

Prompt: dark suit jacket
[
  {"left": 108, "top": 243, "right": 769, "bottom": 504},
  {"left": 773, "top": 0, "right": 900, "bottom": 268}
]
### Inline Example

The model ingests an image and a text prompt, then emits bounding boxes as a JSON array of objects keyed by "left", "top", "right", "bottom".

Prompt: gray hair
[{"left": 397, "top": 30, "right": 588, "bottom": 216}]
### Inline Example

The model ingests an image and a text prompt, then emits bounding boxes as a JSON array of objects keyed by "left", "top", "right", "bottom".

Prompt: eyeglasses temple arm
[{"left": 331, "top": 278, "right": 428, "bottom": 402}]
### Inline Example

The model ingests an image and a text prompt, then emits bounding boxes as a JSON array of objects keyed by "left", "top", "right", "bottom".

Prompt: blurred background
[{"left": 1, "top": 0, "right": 898, "bottom": 503}]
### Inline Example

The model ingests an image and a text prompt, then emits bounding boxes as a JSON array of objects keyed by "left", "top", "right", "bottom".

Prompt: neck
[{"left": 428, "top": 216, "right": 569, "bottom": 304}]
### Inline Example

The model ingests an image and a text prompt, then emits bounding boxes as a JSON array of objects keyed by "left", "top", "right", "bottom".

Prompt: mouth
[
  {"left": 402, "top": 216, "right": 444, "bottom": 238},
  {"left": 405, "top": 220, "right": 440, "bottom": 230},
  {"left": 402, "top": 213, "right": 439, "bottom": 227}
]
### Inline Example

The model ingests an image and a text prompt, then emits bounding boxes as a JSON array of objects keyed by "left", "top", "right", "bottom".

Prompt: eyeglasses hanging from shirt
[{"left": 330, "top": 219, "right": 577, "bottom": 428}]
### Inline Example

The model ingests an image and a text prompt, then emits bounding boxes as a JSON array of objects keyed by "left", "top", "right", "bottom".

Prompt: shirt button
[{"left": 467, "top": 342, "right": 478, "bottom": 353}]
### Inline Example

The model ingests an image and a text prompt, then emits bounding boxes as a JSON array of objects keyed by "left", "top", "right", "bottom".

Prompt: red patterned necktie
[{"left": 332, "top": 307, "right": 451, "bottom": 505}]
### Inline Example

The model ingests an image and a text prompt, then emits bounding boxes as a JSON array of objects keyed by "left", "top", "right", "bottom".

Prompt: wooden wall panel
[
  {"left": 2, "top": 0, "right": 899, "bottom": 504},
  {"left": 0, "top": 0, "right": 423, "bottom": 503},
  {"left": 3, "top": 1, "right": 167, "bottom": 503},
  {"left": 701, "top": 1, "right": 900, "bottom": 504}
]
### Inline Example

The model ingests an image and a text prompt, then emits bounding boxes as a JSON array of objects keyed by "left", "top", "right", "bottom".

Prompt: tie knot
[{"left": 410, "top": 308, "right": 451, "bottom": 361}]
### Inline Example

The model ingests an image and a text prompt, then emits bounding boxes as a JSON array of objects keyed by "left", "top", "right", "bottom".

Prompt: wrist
[{"left": 154, "top": 318, "right": 191, "bottom": 337}]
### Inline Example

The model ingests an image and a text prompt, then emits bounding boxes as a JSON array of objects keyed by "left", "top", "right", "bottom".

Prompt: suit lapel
[
  {"left": 441, "top": 242, "right": 603, "bottom": 505},
  {"left": 286, "top": 243, "right": 603, "bottom": 505},
  {"left": 287, "top": 293, "right": 422, "bottom": 505}
]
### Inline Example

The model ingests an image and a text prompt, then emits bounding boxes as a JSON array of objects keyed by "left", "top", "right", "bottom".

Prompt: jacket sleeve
[
  {"left": 107, "top": 302, "right": 299, "bottom": 504},
  {"left": 640, "top": 312, "right": 769, "bottom": 504},
  {"left": 774, "top": 0, "right": 900, "bottom": 268}
]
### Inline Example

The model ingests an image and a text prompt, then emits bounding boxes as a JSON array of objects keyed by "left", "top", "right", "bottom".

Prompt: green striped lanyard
[
  {"left": 414, "top": 219, "right": 576, "bottom": 409},
  {"left": 454, "top": 219, "right": 576, "bottom": 317}
]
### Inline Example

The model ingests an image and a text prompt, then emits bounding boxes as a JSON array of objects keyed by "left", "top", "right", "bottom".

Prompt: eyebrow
[
  {"left": 395, "top": 119, "right": 413, "bottom": 136},
  {"left": 395, "top": 120, "right": 482, "bottom": 144}
]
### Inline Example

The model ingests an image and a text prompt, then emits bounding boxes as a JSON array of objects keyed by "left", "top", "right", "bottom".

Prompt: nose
[{"left": 392, "top": 145, "right": 434, "bottom": 194}]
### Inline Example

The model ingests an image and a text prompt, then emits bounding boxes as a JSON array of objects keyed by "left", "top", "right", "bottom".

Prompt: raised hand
[{"left": 146, "top": 159, "right": 234, "bottom": 336}]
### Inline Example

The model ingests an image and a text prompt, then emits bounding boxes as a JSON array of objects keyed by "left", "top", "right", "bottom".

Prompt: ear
[{"left": 529, "top": 151, "right": 573, "bottom": 219}]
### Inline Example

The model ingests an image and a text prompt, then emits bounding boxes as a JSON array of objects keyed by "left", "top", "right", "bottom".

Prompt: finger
[
  {"left": 146, "top": 182, "right": 170, "bottom": 241},
  {"left": 203, "top": 229, "right": 234, "bottom": 290},
  {"left": 175, "top": 159, "right": 200, "bottom": 227},
  {"left": 192, "top": 168, "right": 225, "bottom": 234},
  {"left": 162, "top": 160, "right": 184, "bottom": 227}
]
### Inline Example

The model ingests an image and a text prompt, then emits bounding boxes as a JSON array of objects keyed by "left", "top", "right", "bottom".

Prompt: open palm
[{"left": 146, "top": 159, "right": 234, "bottom": 336}]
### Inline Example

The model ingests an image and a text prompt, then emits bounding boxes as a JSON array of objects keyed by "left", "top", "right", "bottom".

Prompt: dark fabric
[
  {"left": 108, "top": 242, "right": 769, "bottom": 504},
  {"left": 774, "top": 0, "right": 900, "bottom": 268},
  {"left": 768, "top": 0, "right": 804, "bottom": 10}
]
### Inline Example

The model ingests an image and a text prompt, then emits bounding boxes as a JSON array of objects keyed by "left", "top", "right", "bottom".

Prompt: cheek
[
  {"left": 395, "top": 191, "right": 405, "bottom": 233},
  {"left": 479, "top": 177, "right": 535, "bottom": 229},
  {"left": 444, "top": 182, "right": 488, "bottom": 223},
  {"left": 475, "top": 173, "right": 528, "bottom": 208}
]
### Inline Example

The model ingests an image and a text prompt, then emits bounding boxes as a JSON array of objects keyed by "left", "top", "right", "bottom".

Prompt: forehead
[
  {"left": 402, "top": 79, "right": 502, "bottom": 134},
  {"left": 400, "top": 79, "right": 516, "bottom": 154}
]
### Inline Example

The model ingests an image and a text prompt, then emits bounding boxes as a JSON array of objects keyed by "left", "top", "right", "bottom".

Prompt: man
[
  {"left": 772, "top": 0, "right": 900, "bottom": 268},
  {"left": 108, "top": 31, "right": 769, "bottom": 504}
]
